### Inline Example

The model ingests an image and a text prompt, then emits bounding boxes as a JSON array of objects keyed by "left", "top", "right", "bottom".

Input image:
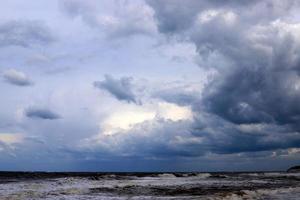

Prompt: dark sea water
[{"left": 0, "top": 172, "right": 300, "bottom": 199}]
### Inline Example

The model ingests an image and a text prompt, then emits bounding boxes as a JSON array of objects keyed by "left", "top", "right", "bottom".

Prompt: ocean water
[{"left": 0, "top": 172, "right": 300, "bottom": 199}]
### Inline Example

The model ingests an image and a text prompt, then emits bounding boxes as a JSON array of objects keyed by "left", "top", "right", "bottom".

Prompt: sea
[{"left": 0, "top": 172, "right": 300, "bottom": 199}]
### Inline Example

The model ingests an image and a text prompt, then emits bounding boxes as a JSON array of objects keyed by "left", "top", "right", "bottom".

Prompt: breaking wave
[{"left": 0, "top": 172, "right": 299, "bottom": 199}]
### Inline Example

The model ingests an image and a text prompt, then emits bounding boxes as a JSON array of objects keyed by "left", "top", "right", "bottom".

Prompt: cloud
[
  {"left": 152, "top": 81, "right": 201, "bottom": 106},
  {"left": 0, "top": 20, "right": 54, "bottom": 48},
  {"left": 147, "top": 0, "right": 298, "bottom": 34},
  {"left": 146, "top": 0, "right": 204, "bottom": 34},
  {"left": 146, "top": 0, "right": 300, "bottom": 155},
  {"left": 25, "top": 108, "right": 61, "bottom": 120},
  {"left": 0, "top": 133, "right": 24, "bottom": 145},
  {"left": 190, "top": 113, "right": 300, "bottom": 155},
  {"left": 100, "top": 101, "right": 192, "bottom": 136},
  {"left": 89, "top": 70, "right": 300, "bottom": 158},
  {"left": 2, "top": 69, "right": 33, "bottom": 86},
  {"left": 94, "top": 74, "right": 137, "bottom": 104},
  {"left": 2, "top": 0, "right": 300, "bottom": 171},
  {"left": 61, "top": 0, "right": 156, "bottom": 38},
  {"left": 80, "top": 117, "right": 197, "bottom": 158},
  {"left": 197, "top": 20, "right": 300, "bottom": 130},
  {"left": 76, "top": 100, "right": 195, "bottom": 159},
  {"left": 0, "top": 133, "right": 24, "bottom": 159}
]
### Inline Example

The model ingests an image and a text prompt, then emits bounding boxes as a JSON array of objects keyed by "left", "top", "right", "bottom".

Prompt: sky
[{"left": 1, "top": 0, "right": 300, "bottom": 172}]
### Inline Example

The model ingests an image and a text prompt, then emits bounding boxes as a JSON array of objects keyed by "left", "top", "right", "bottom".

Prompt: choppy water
[{"left": 0, "top": 172, "right": 300, "bottom": 199}]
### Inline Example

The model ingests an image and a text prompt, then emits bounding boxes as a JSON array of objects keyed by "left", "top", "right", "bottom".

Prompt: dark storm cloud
[
  {"left": 25, "top": 108, "right": 61, "bottom": 120},
  {"left": 203, "top": 67, "right": 300, "bottom": 127},
  {"left": 2, "top": 69, "right": 33, "bottom": 86},
  {"left": 146, "top": 0, "right": 300, "bottom": 154},
  {"left": 0, "top": 20, "right": 54, "bottom": 48},
  {"left": 190, "top": 113, "right": 300, "bottom": 155},
  {"left": 147, "top": 0, "right": 298, "bottom": 34},
  {"left": 94, "top": 75, "right": 137, "bottom": 104}
]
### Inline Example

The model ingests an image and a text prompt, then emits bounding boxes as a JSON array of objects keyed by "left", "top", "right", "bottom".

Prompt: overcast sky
[{"left": 1, "top": 0, "right": 300, "bottom": 171}]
